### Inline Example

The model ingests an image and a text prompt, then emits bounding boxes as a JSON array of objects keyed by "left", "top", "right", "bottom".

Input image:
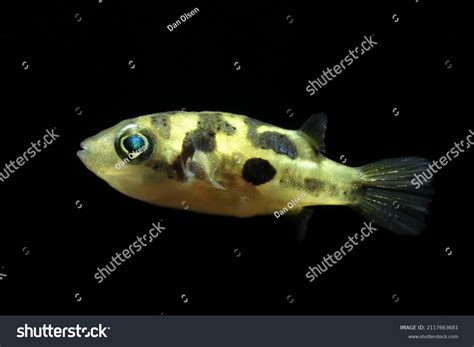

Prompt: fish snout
[
  {"left": 77, "top": 139, "right": 91, "bottom": 163},
  {"left": 76, "top": 133, "right": 124, "bottom": 177}
]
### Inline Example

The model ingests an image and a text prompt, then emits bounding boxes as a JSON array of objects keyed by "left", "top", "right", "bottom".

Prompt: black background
[{"left": 0, "top": 0, "right": 472, "bottom": 315}]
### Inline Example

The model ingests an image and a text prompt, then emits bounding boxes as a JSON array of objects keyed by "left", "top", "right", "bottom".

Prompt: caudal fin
[{"left": 352, "top": 157, "right": 434, "bottom": 235}]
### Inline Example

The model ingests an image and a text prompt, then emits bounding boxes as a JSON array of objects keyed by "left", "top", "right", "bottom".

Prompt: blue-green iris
[{"left": 123, "top": 134, "right": 146, "bottom": 153}]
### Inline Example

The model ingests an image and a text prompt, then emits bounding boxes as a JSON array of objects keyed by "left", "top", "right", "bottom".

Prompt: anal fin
[{"left": 284, "top": 207, "right": 314, "bottom": 243}]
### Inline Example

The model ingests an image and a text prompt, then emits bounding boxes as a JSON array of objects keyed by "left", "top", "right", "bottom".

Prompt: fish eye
[
  {"left": 114, "top": 126, "right": 154, "bottom": 163},
  {"left": 122, "top": 134, "right": 147, "bottom": 155}
]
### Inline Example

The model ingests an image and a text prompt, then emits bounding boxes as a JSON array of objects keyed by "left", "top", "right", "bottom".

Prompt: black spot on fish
[
  {"left": 245, "top": 118, "right": 297, "bottom": 159},
  {"left": 151, "top": 114, "right": 171, "bottom": 139},
  {"left": 242, "top": 158, "right": 276, "bottom": 185},
  {"left": 256, "top": 131, "right": 298, "bottom": 159},
  {"left": 198, "top": 113, "right": 236, "bottom": 135}
]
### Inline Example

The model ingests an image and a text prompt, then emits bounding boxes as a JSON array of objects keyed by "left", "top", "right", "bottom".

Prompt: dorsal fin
[{"left": 299, "top": 113, "right": 327, "bottom": 153}]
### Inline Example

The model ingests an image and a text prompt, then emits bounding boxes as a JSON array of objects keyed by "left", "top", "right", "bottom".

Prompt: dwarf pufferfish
[{"left": 77, "top": 111, "right": 433, "bottom": 236}]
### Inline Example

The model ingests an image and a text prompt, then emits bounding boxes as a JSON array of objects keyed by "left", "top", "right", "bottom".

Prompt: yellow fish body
[{"left": 78, "top": 111, "right": 433, "bottom": 235}]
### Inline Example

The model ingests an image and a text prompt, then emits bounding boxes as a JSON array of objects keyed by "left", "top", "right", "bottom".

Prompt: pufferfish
[{"left": 77, "top": 111, "right": 433, "bottom": 237}]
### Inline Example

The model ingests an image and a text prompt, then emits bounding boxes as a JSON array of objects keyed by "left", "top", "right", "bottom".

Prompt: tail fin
[{"left": 352, "top": 157, "right": 434, "bottom": 235}]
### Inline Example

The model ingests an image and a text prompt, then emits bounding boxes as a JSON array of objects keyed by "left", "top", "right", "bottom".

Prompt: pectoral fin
[
  {"left": 183, "top": 151, "right": 225, "bottom": 190},
  {"left": 180, "top": 129, "right": 225, "bottom": 190}
]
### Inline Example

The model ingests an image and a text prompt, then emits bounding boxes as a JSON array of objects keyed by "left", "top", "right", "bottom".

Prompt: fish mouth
[{"left": 77, "top": 140, "right": 89, "bottom": 163}]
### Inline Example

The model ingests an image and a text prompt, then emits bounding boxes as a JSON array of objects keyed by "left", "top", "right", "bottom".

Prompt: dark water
[{"left": 0, "top": 0, "right": 471, "bottom": 314}]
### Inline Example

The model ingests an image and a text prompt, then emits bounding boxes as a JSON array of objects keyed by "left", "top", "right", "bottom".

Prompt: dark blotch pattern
[
  {"left": 304, "top": 178, "right": 322, "bottom": 192},
  {"left": 244, "top": 117, "right": 266, "bottom": 142},
  {"left": 245, "top": 118, "right": 298, "bottom": 159},
  {"left": 184, "top": 129, "right": 216, "bottom": 152},
  {"left": 326, "top": 184, "right": 339, "bottom": 197},
  {"left": 257, "top": 131, "right": 298, "bottom": 159},
  {"left": 242, "top": 158, "right": 277, "bottom": 186},
  {"left": 181, "top": 138, "right": 195, "bottom": 164},
  {"left": 151, "top": 114, "right": 171, "bottom": 139},
  {"left": 280, "top": 176, "right": 298, "bottom": 188},
  {"left": 198, "top": 113, "right": 236, "bottom": 135},
  {"left": 171, "top": 156, "right": 186, "bottom": 181},
  {"left": 181, "top": 129, "right": 216, "bottom": 164}
]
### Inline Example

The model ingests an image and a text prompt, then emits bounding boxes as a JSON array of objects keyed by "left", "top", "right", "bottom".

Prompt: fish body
[{"left": 78, "top": 111, "right": 433, "bottom": 235}]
